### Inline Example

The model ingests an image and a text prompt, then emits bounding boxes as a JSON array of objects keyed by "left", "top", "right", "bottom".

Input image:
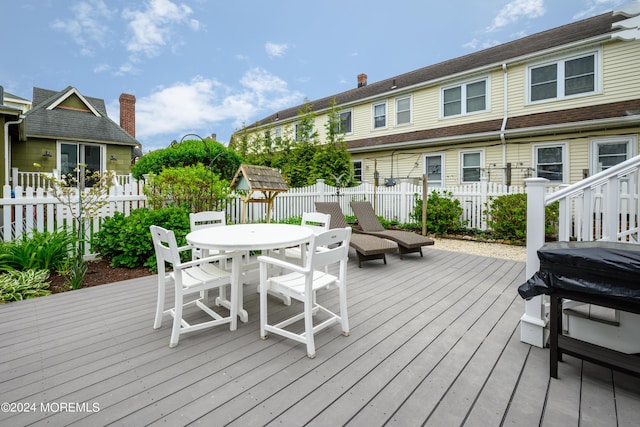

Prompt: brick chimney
[
  {"left": 119, "top": 93, "right": 136, "bottom": 138},
  {"left": 357, "top": 73, "right": 368, "bottom": 88}
]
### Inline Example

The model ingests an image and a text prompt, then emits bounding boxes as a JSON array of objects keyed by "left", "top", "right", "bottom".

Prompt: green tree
[
  {"left": 131, "top": 138, "right": 242, "bottom": 181},
  {"left": 280, "top": 101, "right": 320, "bottom": 187},
  {"left": 311, "top": 99, "right": 355, "bottom": 187}
]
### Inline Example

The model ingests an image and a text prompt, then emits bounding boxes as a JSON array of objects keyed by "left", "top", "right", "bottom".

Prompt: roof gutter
[
  {"left": 347, "top": 114, "right": 640, "bottom": 154},
  {"left": 500, "top": 63, "right": 508, "bottom": 184},
  {"left": 4, "top": 114, "right": 24, "bottom": 186}
]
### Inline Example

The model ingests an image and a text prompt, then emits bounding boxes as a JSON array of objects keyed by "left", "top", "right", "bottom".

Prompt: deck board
[{"left": 1, "top": 247, "right": 638, "bottom": 426}]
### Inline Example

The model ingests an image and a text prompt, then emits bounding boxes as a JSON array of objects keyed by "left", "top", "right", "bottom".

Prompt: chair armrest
[
  {"left": 177, "top": 244, "right": 194, "bottom": 253},
  {"left": 257, "top": 255, "right": 308, "bottom": 274},
  {"left": 178, "top": 252, "right": 237, "bottom": 269}
]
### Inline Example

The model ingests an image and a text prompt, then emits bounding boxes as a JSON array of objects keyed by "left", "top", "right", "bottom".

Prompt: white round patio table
[{"left": 186, "top": 223, "right": 314, "bottom": 322}]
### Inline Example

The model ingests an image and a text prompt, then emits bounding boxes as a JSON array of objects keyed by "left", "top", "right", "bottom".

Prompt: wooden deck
[{"left": 1, "top": 248, "right": 639, "bottom": 426}]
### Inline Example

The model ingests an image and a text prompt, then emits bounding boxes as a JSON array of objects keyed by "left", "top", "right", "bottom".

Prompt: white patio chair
[
  {"left": 150, "top": 225, "right": 237, "bottom": 348},
  {"left": 284, "top": 211, "right": 331, "bottom": 264},
  {"left": 258, "top": 227, "right": 352, "bottom": 358},
  {"left": 189, "top": 211, "right": 226, "bottom": 260}
]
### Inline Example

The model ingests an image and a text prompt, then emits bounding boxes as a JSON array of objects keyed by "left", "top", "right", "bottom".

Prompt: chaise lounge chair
[
  {"left": 350, "top": 201, "right": 434, "bottom": 259},
  {"left": 315, "top": 202, "right": 398, "bottom": 267}
]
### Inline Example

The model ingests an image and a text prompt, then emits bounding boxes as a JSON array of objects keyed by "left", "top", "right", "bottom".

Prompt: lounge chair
[
  {"left": 350, "top": 201, "right": 434, "bottom": 259},
  {"left": 315, "top": 202, "right": 398, "bottom": 267}
]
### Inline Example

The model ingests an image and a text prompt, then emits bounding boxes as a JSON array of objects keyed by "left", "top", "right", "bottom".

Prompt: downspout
[
  {"left": 500, "top": 63, "right": 508, "bottom": 185},
  {"left": 4, "top": 115, "right": 24, "bottom": 187}
]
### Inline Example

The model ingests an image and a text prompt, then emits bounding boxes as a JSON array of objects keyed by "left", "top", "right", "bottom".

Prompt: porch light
[
  {"left": 110, "top": 155, "right": 117, "bottom": 161},
  {"left": 43, "top": 150, "right": 52, "bottom": 158}
]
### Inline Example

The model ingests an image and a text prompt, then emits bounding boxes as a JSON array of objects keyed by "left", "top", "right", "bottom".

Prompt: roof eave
[{"left": 347, "top": 115, "right": 640, "bottom": 153}]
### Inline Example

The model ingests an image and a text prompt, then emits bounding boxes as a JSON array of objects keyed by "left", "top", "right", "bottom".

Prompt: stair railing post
[{"left": 520, "top": 177, "right": 549, "bottom": 347}]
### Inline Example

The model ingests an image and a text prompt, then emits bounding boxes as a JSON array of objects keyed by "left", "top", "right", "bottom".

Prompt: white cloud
[
  {"left": 265, "top": 42, "right": 289, "bottom": 58},
  {"left": 51, "top": 0, "right": 114, "bottom": 56},
  {"left": 93, "top": 63, "right": 110, "bottom": 73},
  {"left": 131, "top": 69, "right": 304, "bottom": 149},
  {"left": 122, "top": 0, "right": 198, "bottom": 59},
  {"left": 573, "top": 0, "right": 627, "bottom": 20},
  {"left": 486, "top": 0, "right": 545, "bottom": 32}
]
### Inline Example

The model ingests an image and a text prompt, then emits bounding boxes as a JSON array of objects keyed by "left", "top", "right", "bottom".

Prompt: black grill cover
[{"left": 517, "top": 241, "right": 640, "bottom": 302}]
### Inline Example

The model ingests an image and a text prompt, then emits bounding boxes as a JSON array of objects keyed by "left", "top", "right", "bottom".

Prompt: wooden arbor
[{"left": 230, "top": 164, "right": 288, "bottom": 223}]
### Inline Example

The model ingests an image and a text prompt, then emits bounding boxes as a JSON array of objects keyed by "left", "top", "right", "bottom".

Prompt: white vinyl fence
[
  {"left": 1, "top": 177, "right": 556, "bottom": 257},
  {"left": 227, "top": 178, "right": 558, "bottom": 229},
  {"left": 1, "top": 182, "right": 147, "bottom": 257}
]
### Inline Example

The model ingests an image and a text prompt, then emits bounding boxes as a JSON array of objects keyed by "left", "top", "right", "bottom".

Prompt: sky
[{"left": 2, "top": 0, "right": 633, "bottom": 152}]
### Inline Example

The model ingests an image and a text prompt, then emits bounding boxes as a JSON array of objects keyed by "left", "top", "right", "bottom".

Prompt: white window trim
[
  {"left": 395, "top": 94, "right": 412, "bottom": 127},
  {"left": 372, "top": 101, "right": 387, "bottom": 130},
  {"left": 352, "top": 158, "right": 363, "bottom": 182},
  {"left": 532, "top": 142, "right": 568, "bottom": 183},
  {"left": 589, "top": 136, "right": 637, "bottom": 175},
  {"left": 440, "top": 77, "right": 489, "bottom": 118},
  {"left": 526, "top": 48, "right": 601, "bottom": 105},
  {"left": 339, "top": 109, "right": 353, "bottom": 135},
  {"left": 459, "top": 149, "right": 484, "bottom": 183},
  {"left": 423, "top": 152, "right": 445, "bottom": 188}
]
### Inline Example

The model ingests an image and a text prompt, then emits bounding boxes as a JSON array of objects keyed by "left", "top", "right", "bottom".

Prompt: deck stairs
[{"left": 534, "top": 155, "right": 640, "bottom": 353}]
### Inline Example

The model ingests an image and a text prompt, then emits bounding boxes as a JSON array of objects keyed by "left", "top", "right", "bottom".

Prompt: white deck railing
[
  {"left": 521, "top": 155, "right": 640, "bottom": 347},
  {"left": 11, "top": 168, "right": 134, "bottom": 189}
]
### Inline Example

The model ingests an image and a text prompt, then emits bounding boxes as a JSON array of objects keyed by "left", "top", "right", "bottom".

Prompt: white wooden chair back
[
  {"left": 305, "top": 227, "right": 351, "bottom": 271},
  {"left": 189, "top": 211, "right": 226, "bottom": 230},
  {"left": 150, "top": 225, "right": 181, "bottom": 271},
  {"left": 301, "top": 211, "right": 331, "bottom": 235}
]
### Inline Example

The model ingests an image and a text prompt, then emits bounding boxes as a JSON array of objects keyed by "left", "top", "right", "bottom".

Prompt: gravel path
[{"left": 430, "top": 237, "right": 526, "bottom": 262}]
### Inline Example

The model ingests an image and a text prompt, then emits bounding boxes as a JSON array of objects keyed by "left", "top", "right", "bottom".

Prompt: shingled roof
[
  {"left": 230, "top": 164, "right": 288, "bottom": 223},
  {"left": 24, "top": 86, "right": 138, "bottom": 146},
  {"left": 230, "top": 164, "right": 288, "bottom": 192},
  {"left": 245, "top": 11, "right": 624, "bottom": 128}
]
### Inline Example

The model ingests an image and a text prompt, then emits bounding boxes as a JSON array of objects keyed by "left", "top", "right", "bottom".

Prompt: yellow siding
[{"left": 242, "top": 35, "right": 640, "bottom": 188}]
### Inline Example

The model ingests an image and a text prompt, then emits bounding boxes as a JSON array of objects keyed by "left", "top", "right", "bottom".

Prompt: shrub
[
  {"left": 91, "top": 206, "right": 191, "bottom": 269},
  {"left": 410, "top": 191, "right": 465, "bottom": 236},
  {"left": 485, "top": 193, "right": 559, "bottom": 241},
  {"left": 0, "top": 270, "right": 51, "bottom": 303},
  {"left": 144, "top": 163, "right": 231, "bottom": 212}
]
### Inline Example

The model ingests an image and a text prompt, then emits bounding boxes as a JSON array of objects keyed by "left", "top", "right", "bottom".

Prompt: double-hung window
[
  {"left": 590, "top": 137, "right": 635, "bottom": 174},
  {"left": 461, "top": 151, "right": 482, "bottom": 183},
  {"left": 529, "top": 52, "right": 597, "bottom": 102},
  {"left": 534, "top": 144, "right": 565, "bottom": 182},
  {"left": 443, "top": 79, "right": 487, "bottom": 117},
  {"left": 396, "top": 95, "right": 411, "bottom": 125},
  {"left": 352, "top": 159, "right": 363, "bottom": 182},
  {"left": 339, "top": 110, "right": 352, "bottom": 134},
  {"left": 373, "top": 102, "right": 386, "bottom": 129}
]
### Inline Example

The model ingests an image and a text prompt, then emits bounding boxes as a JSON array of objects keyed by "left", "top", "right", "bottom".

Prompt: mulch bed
[{"left": 48, "top": 259, "right": 153, "bottom": 293}]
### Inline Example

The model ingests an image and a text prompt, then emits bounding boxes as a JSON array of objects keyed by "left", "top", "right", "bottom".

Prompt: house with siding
[
  {"left": 232, "top": 4, "right": 640, "bottom": 190},
  {"left": 3, "top": 86, "right": 140, "bottom": 189}
]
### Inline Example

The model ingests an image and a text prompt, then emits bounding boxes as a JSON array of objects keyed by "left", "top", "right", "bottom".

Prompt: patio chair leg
[
  {"left": 154, "top": 277, "right": 165, "bottom": 329},
  {"left": 170, "top": 293, "right": 183, "bottom": 348}
]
